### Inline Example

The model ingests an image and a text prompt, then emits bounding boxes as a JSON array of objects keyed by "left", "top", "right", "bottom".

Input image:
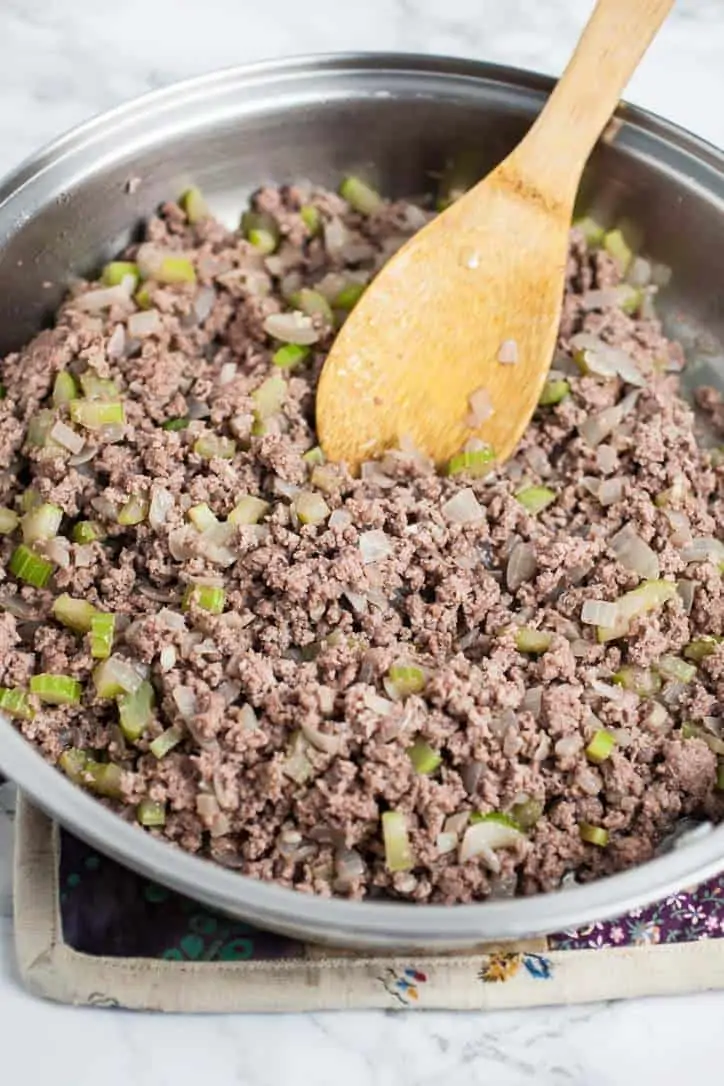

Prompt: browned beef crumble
[{"left": 1, "top": 183, "right": 724, "bottom": 904}]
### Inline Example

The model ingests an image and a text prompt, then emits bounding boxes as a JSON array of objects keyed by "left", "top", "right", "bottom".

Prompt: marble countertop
[{"left": 2, "top": 0, "right": 724, "bottom": 1082}]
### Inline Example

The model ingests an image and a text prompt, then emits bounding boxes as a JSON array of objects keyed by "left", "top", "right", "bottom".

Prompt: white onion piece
[
  {"left": 627, "top": 257, "right": 652, "bottom": 287},
  {"left": 158, "top": 608, "right": 186, "bottom": 631},
  {"left": 360, "top": 461, "right": 396, "bottom": 489},
  {"left": 581, "top": 599, "right": 619, "bottom": 627},
  {"left": 44, "top": 536, "right": 71, "bottom": 569},
  {"left": 159, "top": 646, "right": 177, "bottom": 672},
  {"left": 49, "top": 420, "right": 84, "bottom": 454},
  {"left": 442, "top": 488, "right": 484, "bottom": 525},
  {"left": 106, "top": 656, "right": 144, "bottom": 694},
  {"left": 218, "top": 361, "right": 237, "bottom": 386},
  {"left": 579, "top": 391, "right": 639, "bottom": 446},
  {"left": 596, "top": 445, "right": 618, "bottom": 474},
  {"left": 497, "top": 338, "right": 518, "bottom": 364},
  {"left": 677, "top": 579, "right": 696, "bottom": 614},
  {"left": 581, "top": 476, "right": 601, "bottom": 497},
  {"left": 263, "top": 311, "right": 320, "bottom": 345},
  {"left": 555, "top": 735, "right": 584, "bottom": 757},
  {"left": 436, "top": 832, "right": 458, "bottom": 856},
  {"left": 681, "top": 537, "right": 724, "bottom": 563},
  {"left": 127, "top": 308, "right": 161, "bottom": 338},
  {"left": 334, "top": 848, "right": 365, "bottom": 886},
  {"left": 521, "top": 686, "right": 542, "bottom": 718},
  {"left": 172, "top": 685, "right": 197, "bottom": 720},
  {"left": 359, "top": 529, "right": 393, "bottom": 564},
  {"left": 106, "top": 323, "right": 126, "bottom": 359},
  {"left": 343, "top": 590, "right": 367, "bottom": 613},
  {"left": 467, "top": 387, "right": 494, "bottom": 426},
  {"left": 610, "top": 523, "right": 660, "bottom": 579},
  {"left": 591, "top": 679, "right": 624, "bottom": 701},
  {"left": 301, "top": 722, "right": 341, "bottom": 755},
  {"left": 598, "top": 477, "right": 624, "bottom": 506},
  {"left": 193, "top": 286, "right": 216, "bottom": 323},
  {"left": 458, "top": 819, "right": 526, "bottom": 868},
  {"left": 135, "top": 244, "right": 166, "bottom": 279},
  {"left": 239, "top": 704, "right": 259, "bottom": 731},
  {"left": 74, "top": 283, "right": 133, "bottom": 313},
  {"left": 323, "top": 217, "right": 349, "bottom": 256},
  {"left": 149, "top": 486, "right": 174, "bottom": 530},
  {"left": 329, "top": 508, "right": 352, "bottom": 529},
  {"left": 362, "top": 691, "right": 394, "bottom": 716},
  {"left": 506, "top": 541, "right": 537, "bottom": 592}
]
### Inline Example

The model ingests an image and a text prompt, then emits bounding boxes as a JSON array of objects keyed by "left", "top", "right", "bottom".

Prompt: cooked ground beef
[{"left": 1, "top": 181, "right": 724, "bottom": 904}]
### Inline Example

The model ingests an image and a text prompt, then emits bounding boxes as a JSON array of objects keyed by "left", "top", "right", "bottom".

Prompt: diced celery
[
  {"left": 515, "top": 628, "right": 552, "bottom": 654},
  {"left": 59, "top": 749, "right": 123, "bottom": 798},
  {"left": 515, "top": 485, "right": 557, "bottom": 514},
  {"left": 193, "top": 433, "right": 236, "bottom": 460},
  {"left": 0, "top": 687, "right": 35, "bottom": 720},
  {"left": 157, "top": 257, "right": 196, "bottom": 284},
  {"left": 310, "top": 465, "right": 340, "bottom": 494},
  {"left": 407, "top": 739, "right": 442, "bottom": 775},
  {"left": 294, "top": 491, "right": 330, "bottom": 526},
  {"left": 579, "top": 822, "right": 609, "bottom": 847},
  {"left": 135, "top": 285, "right": 153, "bottom": 309},
  {"left": 332, "top": 282, "right": 366, "bottom": 312},
  {"left": 272, "top": 343, "right": 310, "bottom": 370},
  {"left": 79, "top": 372, "right": 120, "bottom": 400},
  {"left": 585, "top": 729, "right": 616, "bottom": 764},
  {"left": 228, "top": 495, "right": 269, "bottom": 526},
  {"left": 612, "top": 666, "right": 661, "bottom": 697},
  {"left": 597, "top": 580, "right": 677, "bottom": 642},
  {"left": 90, "top": 613, "right": 115, "bottom": 659},
  {"left": 117, "top": 494, "right": 148, "bottom": 526},
  {"left": 0, "top": 507, "right": 19, "bottom": 535},
  {"left": 162, "top": 416, "right": 189, "bottom": 432},
  {"left": 72, "top": 521, "right": 100, "bottom": 544},
  {"left": 657, "top": 655, "right": 697, "bottom": 684},
  {"left": 26, "top": 409, "right": 58, "bottom": 448},
  {"left": 290, "top": 288, "right": 333, "bottom": 324},
  {"left": 137, "top": 798, "right": 166, "bottom": 827},
  {"left": 684, "top": 636, "right": 723, "bottom": 663},
  {"left": 574, "top": 216, "right": 606, "bottom": 247},
  {"left": 52, "top": 371, "right": 78, "bottom": 406},
  {"left": 21, "top": 502, "right": 63, "bottom": 544},
  {"left": 52, "top": 594, "right": 97, "bottom": 633},
  {"left": 302, "top": 446, "right": 325, "bottom": 466},
  {"left": 447, "top": 447, "right": 496, "bottom": 477},
  {"left": 118, "top": 680, "right": 155, "bottom": 741},
  {"left": 93, "top": 659, "right": 126, "bottom": 699},
  {"left": 510, "top": 798, "right": 543, "bottom": 830},
  {"left": 340, "top": 176, "right": 382, "bottom": 215},
  {"left": 538, "top": 378, "right": 570, "bottom": 407},
  {"left": 386, "top": 663, "right": 426, "bottom": 698},
  {"left": 70, "top": 400, "right": 125, "bottom": 429},
  {"left": 21, "top": 489, "right": 41, "bottom": 513},
  {"left": 187, "top": 503, "right": 218, "bottom": 531},
  {"left": 252, "top": 373, "right": 286, "bottom": 420},
  {"left": 180, "top": 186, "right": 209, "bottom": 224},
  {"left": 241, "top": 210, "right": 279, "bottom": 254},
  {"left": 9, "top": 545, "right": 54, "bottom": 588},
  {"left": 300, "top": 205, "right": 321, "bottom": 234},
  {"left": 102, "top": 261, "right": 140, "bottom": 288},
  {"left": 149, "top": 725, "right": 184, "bottom": 760},
  {"left": 29, "top": 673, "right": 82, "bottom": 706},
  {"left": 182, "top": 584, "right": 226, "bottom": 614},
  {"left": 469, "top": 811, "right": 522, "bottom": 830},
  {"left": 603, "top": 228, "right": 633, "bottom": 274},
  {"left": 381, "top": 810, "right": 415, "bottom": 872}
]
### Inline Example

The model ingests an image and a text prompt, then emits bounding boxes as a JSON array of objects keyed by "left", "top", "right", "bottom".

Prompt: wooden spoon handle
[{"left": 513, "top": 0, "right": 674, "bottom": 200}]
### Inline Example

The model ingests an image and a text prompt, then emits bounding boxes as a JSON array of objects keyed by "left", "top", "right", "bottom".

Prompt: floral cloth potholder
[{"left": 13, "top": 797, "right": 724, "bottom": 1013}]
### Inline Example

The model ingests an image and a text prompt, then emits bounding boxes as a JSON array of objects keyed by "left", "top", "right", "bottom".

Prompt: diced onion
[
  {"left": 581, "top": 599, "right": 619, "bottom": 627},
  {"left": 506, "top": 541, "right": 537, "bottom": 592},
  {"left": 610, "top": 523, "right": 660, "bottom": 580},
  {"left": 128, "top": 309, "right": 161, "bottom": 338},
  {"left": 441, "top": 488, "right": 484, "bottom": 525},
  {"left": 458, "top": 816, "right": 526, "bottom": 869},
  {"left": 598, "top": 477, "right": 624, "bottom": 506},
  {"left": 74, "top": 283, "right": 133, "bottom": 313},
  {"left": 680, "top": 537, "right": 724, "bottom": 563},
  {"left": 148, "top": 486, "right": 174, "bottom": 530},
  {"left": 359, "top": 529, "right": 393, "bottom": 564},
  {"left": 467, "top": 387, "right": 494, "bottom": 426},
  {"left": 497, "top": 339, "right": 518, "bottom": 364},
  {"left": 49, "top": 421, "right": 84, "bottom": 455},
  {"left": 263, "top": 311, "right": 320, "bottom": 345}
]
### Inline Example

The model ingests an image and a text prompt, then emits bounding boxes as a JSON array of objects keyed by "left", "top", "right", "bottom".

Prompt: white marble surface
[{"left": 2, "top": 0, "right": 724, "bottom": 1082}]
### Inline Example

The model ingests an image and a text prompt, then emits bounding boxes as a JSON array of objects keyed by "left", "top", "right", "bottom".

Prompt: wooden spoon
[{"left": 316, "top": 0, "right": 674, "bottom": 473}]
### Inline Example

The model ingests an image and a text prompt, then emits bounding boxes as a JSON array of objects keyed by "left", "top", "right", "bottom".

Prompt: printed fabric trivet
[{"left": 13, "top": 795, "right": 724, "bottom": 1012}]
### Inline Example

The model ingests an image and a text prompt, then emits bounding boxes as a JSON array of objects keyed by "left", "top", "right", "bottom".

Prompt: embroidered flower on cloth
[{"left": 478, "top": 953, "right": 553, "bottom": 983}]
